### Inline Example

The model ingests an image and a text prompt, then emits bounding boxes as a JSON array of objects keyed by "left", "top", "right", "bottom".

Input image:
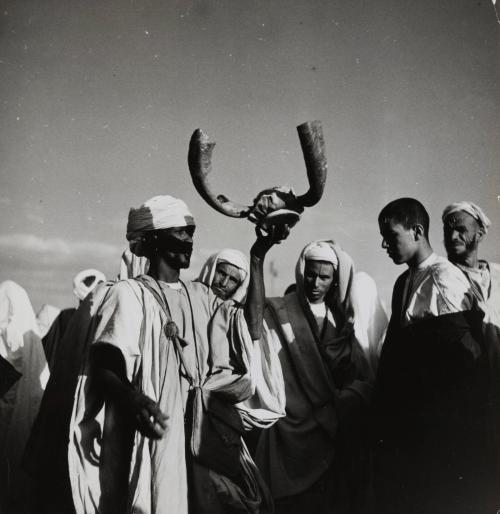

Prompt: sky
[{"left": 0, "top": 0, "right": 499, "bottom": 312}]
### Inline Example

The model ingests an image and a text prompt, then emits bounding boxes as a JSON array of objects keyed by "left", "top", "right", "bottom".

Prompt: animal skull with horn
[{"left": 188, "top": 120, "right": 327, "bottom": 230}]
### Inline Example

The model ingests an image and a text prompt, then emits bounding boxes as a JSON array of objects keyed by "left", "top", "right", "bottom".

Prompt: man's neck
[
  {"left": 148, "top": 258, "right": 180, "bottom": 283},
  {"left": 407, "top": 243, "right": 433, "bottom": 269},
  {"left": 450, "top": 251, "right": 479, "bottom": 270}
]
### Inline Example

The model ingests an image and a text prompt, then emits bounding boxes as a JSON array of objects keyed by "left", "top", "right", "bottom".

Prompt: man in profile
[{"left": 375, "top": 197, "right": 490, "bottom": 514}]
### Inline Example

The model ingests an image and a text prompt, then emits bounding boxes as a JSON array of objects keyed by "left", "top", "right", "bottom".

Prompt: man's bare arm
[
  {"left": 245, "top": 225, "right": 290, "bottom": 340},
  {"left": 91, "top": 344, "right": 168, "bottom": 439}
]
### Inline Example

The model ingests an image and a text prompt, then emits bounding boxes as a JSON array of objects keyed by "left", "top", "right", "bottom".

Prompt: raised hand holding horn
[{"left": 188, "top": 120, "right": 327, "bottom": 230}]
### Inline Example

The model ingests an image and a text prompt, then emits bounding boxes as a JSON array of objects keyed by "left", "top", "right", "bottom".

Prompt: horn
[
  {"left": 295, "top": 120, "right": 328, "bottom": 208},
  {"left": 188, "top": 129, "right": 250, "bottom": 218}
]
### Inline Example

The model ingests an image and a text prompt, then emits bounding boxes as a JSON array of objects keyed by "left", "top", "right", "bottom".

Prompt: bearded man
[
  {"left": 442, "top": 201, "right": 500, "bottom": 481},
  {"left": 68, "top": 195, "right": 286, "bottom": 514}
]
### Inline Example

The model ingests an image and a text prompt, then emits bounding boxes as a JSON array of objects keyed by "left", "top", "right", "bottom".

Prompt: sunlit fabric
[{"left": 0, "top": 280, "right": 49, "bottom": 513}]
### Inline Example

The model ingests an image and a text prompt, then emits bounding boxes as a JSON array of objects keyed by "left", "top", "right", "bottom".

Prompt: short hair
[{"left": 378, "top": 197, "right": 430, "bottom": 238}]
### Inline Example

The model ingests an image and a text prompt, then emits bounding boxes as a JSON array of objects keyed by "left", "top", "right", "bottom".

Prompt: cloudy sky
[{"left": 0, "top": 0, "right": 499, "bottom": 312}]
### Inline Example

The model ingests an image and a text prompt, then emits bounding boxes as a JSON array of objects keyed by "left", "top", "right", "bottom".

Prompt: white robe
[
  {"left": 69, "top": 277, "right": 283, "bottom": 514},
  {"left": 0, "top": 281, "right": 49, "bottom": 512}
]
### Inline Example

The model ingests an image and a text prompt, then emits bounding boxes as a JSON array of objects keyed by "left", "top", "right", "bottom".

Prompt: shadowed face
[
  {"left": 443, "top": 211, "right": 482, "bottom": 264},
  {"left": 379, "top": 219, "right": 417, "bottom": 265},
  {"left": 211, "top": 262, "right": 243, "bottom": 300},
  {"left": 155, "top": 226, "right": 195, "bottom": 269},
  {"left": 303, "top": 260, "right": 335, "bottom": 304}
]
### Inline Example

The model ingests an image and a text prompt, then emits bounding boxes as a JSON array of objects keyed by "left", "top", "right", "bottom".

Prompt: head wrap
[
  {"left": 197, "top": 249, "right": 249, "bottom": 303},
  {"left": 295, "top": 240, "right": 355, "bottom": 327},
  {"left": 217, "top": 249, "right": 248, "bottom": 282},
  {"left": 442, "top": 201, "right": 491, "bottom": 234},
  {"left": 73, "top": 269, "right": 106, "bottom": 301},
  {"left": 118, "top": 248, "right": 150, "bottom": 280},
  {"left": 304, "top": 242, "right": 339, "bottom": 268},
  {"left": 126, "top": 195, "right": 195, "bottom": 256}
]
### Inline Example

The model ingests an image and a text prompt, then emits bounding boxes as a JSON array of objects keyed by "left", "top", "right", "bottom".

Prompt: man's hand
[
  {"left": 126, "top": 390, "right": 168, "bottom": 440},
  {"left": 251, "top": 223, "right": 291, "bottom": 259}
]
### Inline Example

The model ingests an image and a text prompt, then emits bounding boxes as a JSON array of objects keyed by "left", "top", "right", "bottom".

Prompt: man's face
[
  {"left": 211, "top": 262, "right": 242, "bottom": 300},
  {"left": 156, "top": 226, "right": 195, "bottom": 269},
  {"left": 303, "top": 260, "right": 335, "bottom": 304},
  {"left": 379, "top": 219, "right": 417, "bottom": 265},
  {"left": 443, "top": 211, "right": 482, "bottom": 263}
]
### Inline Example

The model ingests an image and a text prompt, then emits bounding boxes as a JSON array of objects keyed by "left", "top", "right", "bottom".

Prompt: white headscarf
[
  {"left": 442, "top": 201, "right": 491, "bottom": 234},
  {"left": 118, "top": 248, "right": 150, "bottom": 280},
  {"left": 295, "top": 240, "right": 352, "bottom": 315},
  {"left": 126, "top": 195, "right": 195, "bottom": 256},
  {"left": 0, "top": 281, "right": 49, "bottom": 507},
  {"left": 303, "top": 241, "right": 339, "bottom": 268},
  {"left": 73, "top": 269, "right": 106, "bottom": 301},
  {"left": 197, "top": 249, "right": 250, "bottom": 303}
]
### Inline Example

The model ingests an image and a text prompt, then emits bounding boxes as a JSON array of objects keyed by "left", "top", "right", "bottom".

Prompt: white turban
[
  {"left": 442, "top": 201, "right": 491, "bottom": 234},
  {"left": 126, "top": 195, "right": 195, "bottom": 256},
  {"left": 73, "top": 269, "right": 106, "bottom": 301},
  {"left": 304, "top": 241, "right": 339, "bottom": 268}
]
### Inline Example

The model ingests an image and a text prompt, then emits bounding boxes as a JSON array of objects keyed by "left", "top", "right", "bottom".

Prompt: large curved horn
[
  {"left": 295, "top": 120, "right": 328, "bottom": 208},
  {"left": 188, "top": 129, "right": 250, "bottom": 218}
]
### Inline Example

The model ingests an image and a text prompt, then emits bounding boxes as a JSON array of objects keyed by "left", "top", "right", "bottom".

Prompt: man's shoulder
[
  {"left": 97, "top": 279, "right": 144, "bottom": 307},
  {"left": 428, "top": 255, "right": 469, "bottom": 286},
  {"left": 392, "top": 269, "right": 410, "bottom": 294},
  {"left": 186, "top": 279, "right": 211, "bottom": 295},
  {"left": 395, "top": 268, "right": 410, "bottom": 283},
  {"left": 484, "top": 261, "right": 500, "bottom": 289},
  {"left": 266, "top": 293, "right": 300, "bottom": 321},
  {"left": 185, "top": 280, "right": 219, "bottom": 307},
  {"left": 267, "top": 295, "right": 286, "bottom": 310}
]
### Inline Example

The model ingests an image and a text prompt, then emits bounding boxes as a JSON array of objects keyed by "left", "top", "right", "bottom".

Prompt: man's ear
[
  {"left": 412, "top": 224, "right": 425, "bottom": 240},
  {"left": 477, "top": 227, "right": 485, "bottom": 243}
]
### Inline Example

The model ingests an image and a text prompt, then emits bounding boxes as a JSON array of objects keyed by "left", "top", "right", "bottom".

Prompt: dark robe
[
  {"left": 374, "top": 276, "right": 494, "bottom": 514},
  {"left": 0, "top": 354, "right": 21, "bottom": 397},
  {"left": 42, "top": 307, "right": 77, "bottom": 371}
]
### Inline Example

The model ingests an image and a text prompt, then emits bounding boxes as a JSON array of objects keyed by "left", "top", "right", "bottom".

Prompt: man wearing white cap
[
  {"left": 254, "top": 239, "right": 374, "bottom": 514},
  {"left": 442, "top": 201, "right": 500, "bottom": 479},
  {"left": 68, "top": 195, "right": 287, "bottom": 514}
]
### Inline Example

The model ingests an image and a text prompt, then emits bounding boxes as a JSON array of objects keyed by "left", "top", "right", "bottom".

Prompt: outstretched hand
[{"left": 126, "top": 390, "right": 168, "bottom": 440}]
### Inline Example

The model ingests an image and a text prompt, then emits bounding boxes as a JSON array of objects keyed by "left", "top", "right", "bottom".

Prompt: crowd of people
[{"left": 0, "top": 192, "right": 498, "bottom": 514}]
